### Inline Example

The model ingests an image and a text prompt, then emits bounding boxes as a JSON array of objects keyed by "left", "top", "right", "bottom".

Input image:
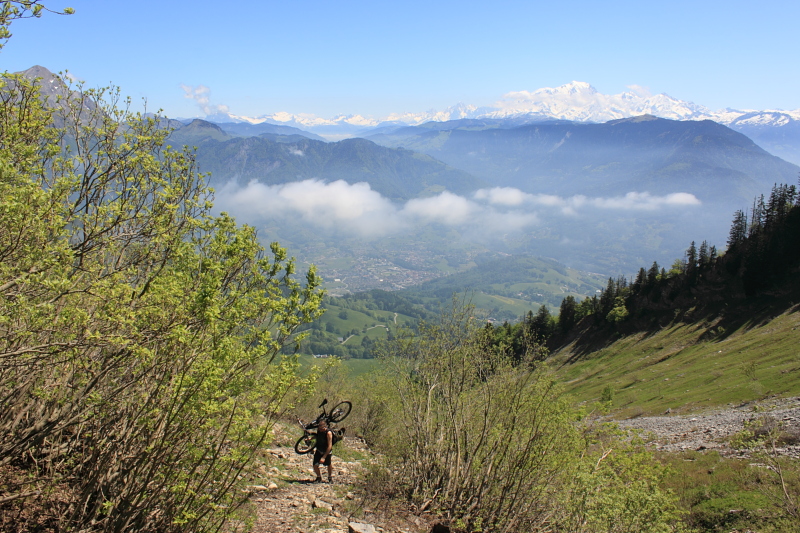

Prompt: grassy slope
[{"left": 552, "top": 303, "right": 800, "bottom": 417}]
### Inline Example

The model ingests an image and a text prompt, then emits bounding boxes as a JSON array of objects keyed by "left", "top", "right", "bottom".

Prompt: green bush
[
  {"left": 0, "top": 71, "right": 323, "bottom": 531},
  {"left": 365, "top": 301, "right": 683, "bottom": 532}
]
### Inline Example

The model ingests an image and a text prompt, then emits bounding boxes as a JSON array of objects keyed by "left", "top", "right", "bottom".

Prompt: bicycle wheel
[
  {"left": 294, "top": 433, "right": 315, "bottom": 454},
  {"left": 328, "top": 401, "right": 352, "bottom": 423}
]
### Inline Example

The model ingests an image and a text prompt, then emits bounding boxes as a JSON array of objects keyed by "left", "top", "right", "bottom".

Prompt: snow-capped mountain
[
  {"left": 202, "top": 81, "right": 800, "bottom": 163},
  {"left": 482, "top": 81, "right": 713, "bottom": 122},
  {"left": 727, "top": 110, "right": 800, "bottom": 127},
  {"left": 221, "top": 81, "right": 798, "bottom": 131},
  {"left": 223, "top": 103, "right": 490, "bottom": 138}
]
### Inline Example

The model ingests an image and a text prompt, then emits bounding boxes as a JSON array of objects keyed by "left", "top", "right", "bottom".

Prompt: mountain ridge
[
  {"left": 204, "top": 80, "right": 800, "bottom": 144},
  {"left": 366, "top": 115, "right": 800, "bottom": 203},
  {"left": 166, "top": 122, "right": 486, "bottom": 201}
]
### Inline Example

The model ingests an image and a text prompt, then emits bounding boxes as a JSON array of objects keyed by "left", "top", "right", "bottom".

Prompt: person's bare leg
[
  {"left": 327, "top": 464, "right": 333, "bottom": 482},
  {"left": 313, "top": 464, "right": 322, "bottom": 481}
]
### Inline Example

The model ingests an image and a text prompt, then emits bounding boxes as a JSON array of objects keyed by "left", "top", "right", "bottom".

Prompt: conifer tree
[
  {"left": 646, "top": 261, "right": 660, "bottom": 286},
  {"left": 599, "top": 278, "right": 616, "bottom": 317},
  {"left": 633, "top": 267, "right": 646, "bottom": 291},
  {"left": 531, "top": 305, "right": 553, "bottom": 341},
  {"left": 728, "top": 209, "right": 748, "bottom": 249},
  {"left": 698, "top": 240, "right": 709, "bottom": 269},
  {"left": 686, "top": 241, "right": 698, "bottom": 274},
  {"left": 558, "top": 295, "right": 577, "bottom": 334}
]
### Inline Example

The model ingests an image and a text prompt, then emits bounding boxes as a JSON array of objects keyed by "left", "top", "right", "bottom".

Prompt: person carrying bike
[{"left": 312, "top": 418, "right": 334, "bottom": 483}]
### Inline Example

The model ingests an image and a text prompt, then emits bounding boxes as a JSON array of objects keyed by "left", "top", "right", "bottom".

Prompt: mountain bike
[{"left": 294, "top": 398, "right": 352, "bottom": 454}]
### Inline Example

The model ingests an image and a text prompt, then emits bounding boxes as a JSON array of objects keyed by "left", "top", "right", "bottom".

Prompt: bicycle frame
[{"left": 294, "top": 398, "right": 350, "bottom": 455}]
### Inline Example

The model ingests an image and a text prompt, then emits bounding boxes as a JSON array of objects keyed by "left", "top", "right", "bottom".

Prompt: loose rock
[
  {"left": 349, "top": 522, "right": 376, "bottom": 533},
  {"left": 313, "top": 499, "right": 333, "bottom": 511}
]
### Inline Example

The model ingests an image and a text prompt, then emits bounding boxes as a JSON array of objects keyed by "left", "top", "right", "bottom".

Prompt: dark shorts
[{"left": 313, "top": 450, "right": 331, "bottom": 467}]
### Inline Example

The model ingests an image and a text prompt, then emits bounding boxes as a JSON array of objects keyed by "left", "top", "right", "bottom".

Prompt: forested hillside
[
  {"left": 564, "top": 182, "right": 800, "bottom": 337},
  {"left": 292, "top": 290, "right": 433, "bottom": 359}
]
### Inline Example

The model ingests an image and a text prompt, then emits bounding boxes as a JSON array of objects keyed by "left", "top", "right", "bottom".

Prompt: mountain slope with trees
[
  {"left": 562, "top": 181, "right": 800, "bottom": 340},
  {"left": 168, "top": 120, "right": 486, "bottom": 201},
  {"left": 490, "top": 181, "right": 800, "bottom": 355},
  {"left": 368, "top": 115, "right": 799, "bottom": 203},
  {"left": 400, "top": 255, "right": 606, "bottom": 321}
]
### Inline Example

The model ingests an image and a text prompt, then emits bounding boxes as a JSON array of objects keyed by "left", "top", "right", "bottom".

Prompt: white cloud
[
  {"left": 402, "top": 191, "right": 476, "bottom": 225},
  {"left": 63, "top": 71, "right": 84, "bottom": 83},
  {"left": 215, "top": 181, "right": 701, "bottom": 239},
  {"left": 181, "top": 84, "right": 210, "bottom": 105},
  {"left": 216, "top": 179, "right": 402, "bottom": 237},
  {"left": 588, "top": 191, "right": 701, "bottom": 210},
  {"left": 626, "top": 84, "right": 652, "bottom": 98},
  {"left": 180, "top": 84, "right": 230, "bottom": 116},
  {"left": 473, "top": 187, "right": 527, "bottom": 206},
  {"left": 474, "top": 187, "right": 700, "bottom": 215}
]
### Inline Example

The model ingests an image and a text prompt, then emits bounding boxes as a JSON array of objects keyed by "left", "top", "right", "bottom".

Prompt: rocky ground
[
  {"left": 617, "top": 396, "right": 800, "bottom": 458},
  {"left": 242, "top": 431, "right": 435, "bottom": 533}
]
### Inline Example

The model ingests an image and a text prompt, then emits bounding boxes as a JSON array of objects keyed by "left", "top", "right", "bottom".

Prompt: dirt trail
[{"left": 245, "top": 437, "right": 430, "bottom": 533}]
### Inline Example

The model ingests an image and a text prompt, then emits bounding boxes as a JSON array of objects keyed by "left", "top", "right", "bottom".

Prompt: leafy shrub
[
  {"left": 0, "top": 72, "right": 323, "bottom": 531},
  {"left": 365, "top": 301, "right": 683, "bottom": 532}
]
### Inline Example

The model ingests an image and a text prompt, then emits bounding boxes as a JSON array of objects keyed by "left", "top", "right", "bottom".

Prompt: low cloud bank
[
  {"left": 476, "top": 187, "right": 701, "bottom": 215},
  {"left": 215, "top": 180, "right": 701, "bottom": 238}
]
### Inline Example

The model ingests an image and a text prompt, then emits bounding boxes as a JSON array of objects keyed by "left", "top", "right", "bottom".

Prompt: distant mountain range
[
  {"left": 17, "top": 66, "right": 800, "bottom": 165},
  {"left": 199, "top": 80, "right": 800, "bottom": 165},
  {"left": 210, "top": 81, "right": 769, "bottom": 130},
  {"left": 165, "top": 114, "right": 799, "bottom": 275},
  {"left": 208, "top": 120, "right": 326, "bottom": 141},
  {"left": 15, "top": 65, "right": 800, "bottom": 279},
  {"left": 365, "top": 115, "right": 799, "bottom": 203}
]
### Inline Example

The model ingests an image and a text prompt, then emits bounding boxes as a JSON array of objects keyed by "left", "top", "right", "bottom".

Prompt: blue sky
[{"left": 2, "top": 0, "right": 798, "bottom": 119}]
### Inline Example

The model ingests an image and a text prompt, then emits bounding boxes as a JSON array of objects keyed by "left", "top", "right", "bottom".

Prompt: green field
[{"left": 297, "top": 353, "right": 383, "bottom": 378}]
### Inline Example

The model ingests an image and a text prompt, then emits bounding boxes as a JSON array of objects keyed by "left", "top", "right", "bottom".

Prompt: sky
[{"left": 2, "top": 0, "right": 799, "bottom": 120}]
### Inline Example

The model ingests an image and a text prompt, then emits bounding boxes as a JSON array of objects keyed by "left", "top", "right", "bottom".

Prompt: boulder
[
  {"left": 313, "top": 499, "right": 333, "bottom": 511},
  {"left": 348, "top": 522, "right": 376, "bottom": 533}
]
